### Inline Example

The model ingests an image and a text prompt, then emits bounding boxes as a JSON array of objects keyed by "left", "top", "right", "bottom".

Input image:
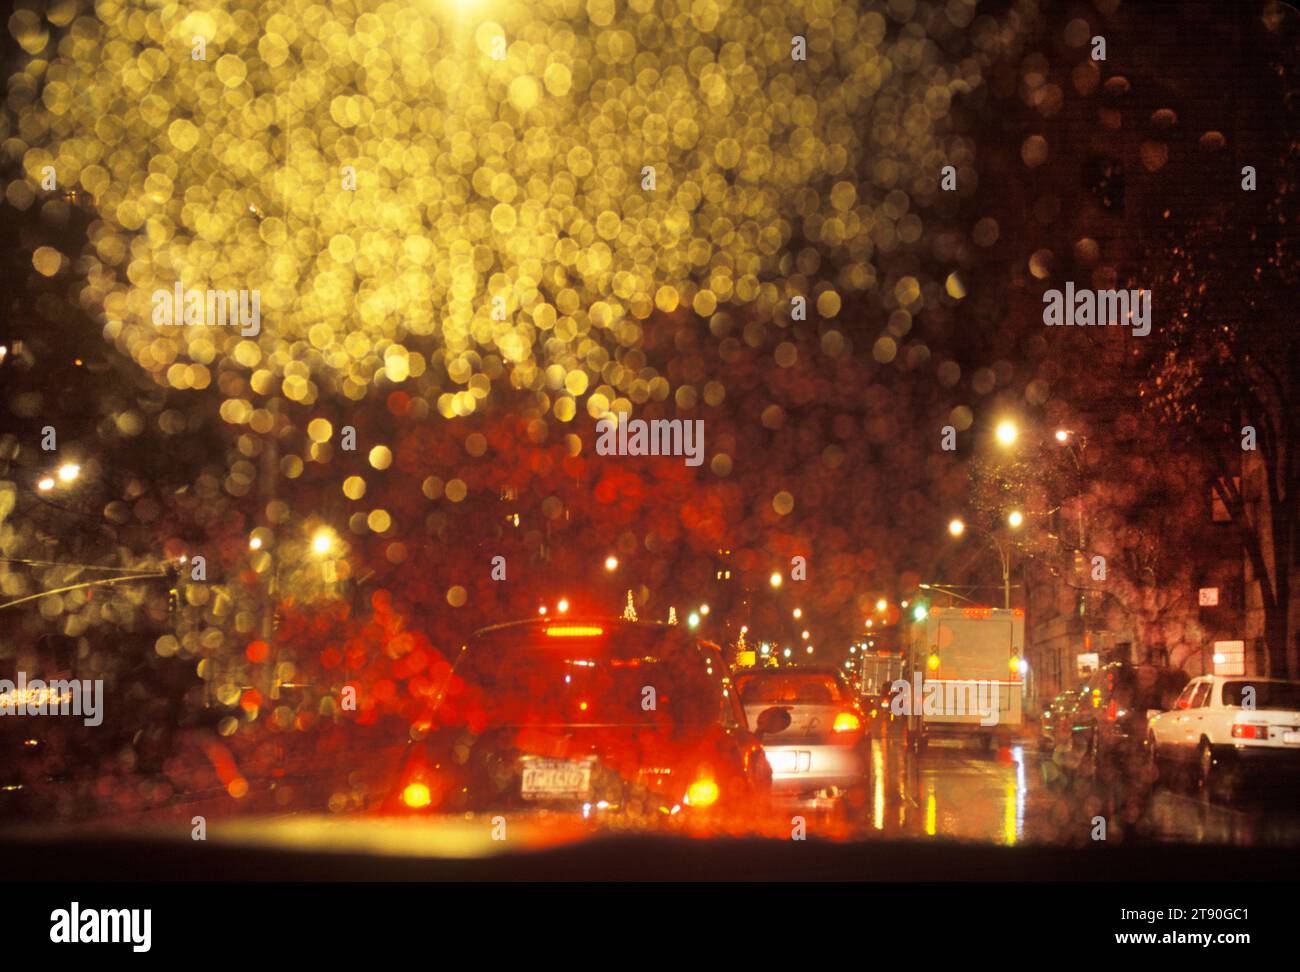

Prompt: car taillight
[
  {"left": 403, "top": 782, "right": 432, "bottom": 808},
  {"left": 832, "top": 712, "right": 862, "bottom": 733},
  {"left": 1106, "top": 699, "right": 1118, "bottom": 721},
  {"left": 686, "top": 777, "right": 719, "bottom": 808},
  {"left": 1232, "top": 723, "right": 1268, "bottom": 739}
]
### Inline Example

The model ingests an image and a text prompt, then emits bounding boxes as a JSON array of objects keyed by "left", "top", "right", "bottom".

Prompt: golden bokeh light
[{"left": 6, "top": 0, "right": 989, "bottom": 434}]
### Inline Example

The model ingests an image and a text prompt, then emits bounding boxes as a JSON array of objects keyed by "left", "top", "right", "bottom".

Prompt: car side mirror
[{"left": 755, "top": 706, "right": 792, "bottom": 736}]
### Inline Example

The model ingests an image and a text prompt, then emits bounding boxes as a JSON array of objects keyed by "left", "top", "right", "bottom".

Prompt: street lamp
[
  {"left": 311, "top": 529, "right": 335, "bottom": 556},
  {"left": 604, "top": 555, "right": 618, "bottom": 571},
  {"left": 769, "top": 571, "right": 783, "bottom": 588},
  {"left": 792, "top": 607, "right": 802, "bottom": 619},
  {"left": 699, "top": 603, "right": 710, "bottom": 616},
  {"left": 1054, "top": 429, "right": 1070, "bottom": 443},
  {"left": 36, "top": 463, "right": 81, "bottom": 492},
  {"left": 995, "top": 420, "right": 1019, "bottom": 447},
  {"left": 948, "top": 517, "right": 966, "bottom": 537},
  {"left": 875, "top": 598, "right": 888, "bottom": 613},
  {"left": 947, "top": 520, "right": 1018, "bottom": 609}
]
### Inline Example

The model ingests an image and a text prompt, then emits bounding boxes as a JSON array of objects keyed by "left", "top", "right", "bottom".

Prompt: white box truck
[{"left": 902, "top": 606, "right": 1025, "bottom": 752}]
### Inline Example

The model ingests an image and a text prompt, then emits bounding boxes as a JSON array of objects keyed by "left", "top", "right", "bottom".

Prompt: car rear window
[
  {"left": 456, "top": 626, "right": 720, "bottom": 727},
  {"left": 735, "top": 671, "right": 847, "bottom": 705},
  {"left": 1222, "top": 681, "right": 1300, "bottom": 711}
]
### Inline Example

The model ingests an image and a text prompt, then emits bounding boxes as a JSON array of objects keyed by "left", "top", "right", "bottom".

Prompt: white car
[{"left": 1147, "top": 675, "right": 1300, "bottom": 799}]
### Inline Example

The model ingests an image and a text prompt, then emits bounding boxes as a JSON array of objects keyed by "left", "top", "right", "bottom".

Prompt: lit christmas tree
[
  {"left": 622, "top": 590, "right": 637, "bottom": 621},
  {"left": 667, "top": 606, "right": 677, "bottom": 625},
  {"left": 733, "top": 628, "right": 748, "bottom": 666}
]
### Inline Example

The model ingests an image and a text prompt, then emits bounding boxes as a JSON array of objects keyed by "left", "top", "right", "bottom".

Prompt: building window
[{"left": 1210, "top": 478, "right": 1238, "bottom": 523}]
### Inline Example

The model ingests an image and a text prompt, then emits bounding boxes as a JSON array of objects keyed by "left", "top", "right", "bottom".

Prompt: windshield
[{"left": 736, "top": 672, "right": 848, "bottom": 706}]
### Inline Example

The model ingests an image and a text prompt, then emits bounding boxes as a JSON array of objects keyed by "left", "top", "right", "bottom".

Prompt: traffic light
[{"left": 911, "top": 601, "right": 929, "bottom": 622}]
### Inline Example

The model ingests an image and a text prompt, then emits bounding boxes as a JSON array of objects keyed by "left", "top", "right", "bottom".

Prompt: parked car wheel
[{"left": 1197, "top": 739, "right": 1236, "bottom": 804}]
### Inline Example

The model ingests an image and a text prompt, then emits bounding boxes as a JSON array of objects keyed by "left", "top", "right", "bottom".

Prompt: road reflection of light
[
  {"left": 1003, "top": 778, "right": 1017, "bottom": 845},
  {"left": 872, "top": 738, "right": 886, "bottom": 831},
  {"left": 1017, "top": 750, "right": 1026, "bottom": 840},
  {"left": 925, "top": 784, "right": 937, "bottom": 837},
  {"left": 1006, "top": 745, "right": 1026, "bottom": 845}
]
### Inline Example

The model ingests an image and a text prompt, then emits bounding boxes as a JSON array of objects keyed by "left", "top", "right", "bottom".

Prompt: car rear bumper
[
  {"left": 763, "top": 743, "right": 867, "bottom": 799},
  {"left": 1219, "top": 743, "right": 1300, "bottom": 771}
]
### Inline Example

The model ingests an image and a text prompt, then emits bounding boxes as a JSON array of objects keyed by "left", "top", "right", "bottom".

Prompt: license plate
[
  {"left": 521, "top": 759, "right": 591, "bottom": 799},
  {"left": 1283, "top": 731, "right": 1300, "bottom": 746},
  {"left": 766, "top": 751, "right": 798, "bottom": 773}
]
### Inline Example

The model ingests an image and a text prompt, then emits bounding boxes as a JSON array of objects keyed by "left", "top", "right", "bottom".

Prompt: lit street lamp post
[{"left": 947, "top": 514, "right": 1023, "bottom": 609}]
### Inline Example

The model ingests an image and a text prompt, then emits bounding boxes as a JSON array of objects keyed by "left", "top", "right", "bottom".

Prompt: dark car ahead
[
  {"left": 386, "top": 618, "right": 786, "bottom": 829},
  {"left": 1050, "top": 661, "right": 1184, "bottom": 782}
]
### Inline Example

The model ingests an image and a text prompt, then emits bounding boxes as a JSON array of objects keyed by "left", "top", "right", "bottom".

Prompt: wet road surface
[
  {"left": 853, "top": 722, "right": 1300, "bottom": 848},
  {"left": 12, "top": 722, "right": 1300, "bottom": 853}
]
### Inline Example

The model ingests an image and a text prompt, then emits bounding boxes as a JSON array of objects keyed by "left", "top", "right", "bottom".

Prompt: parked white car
[{"left": 1147, "top": 675, "right": 1300, "bottom": 800}]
